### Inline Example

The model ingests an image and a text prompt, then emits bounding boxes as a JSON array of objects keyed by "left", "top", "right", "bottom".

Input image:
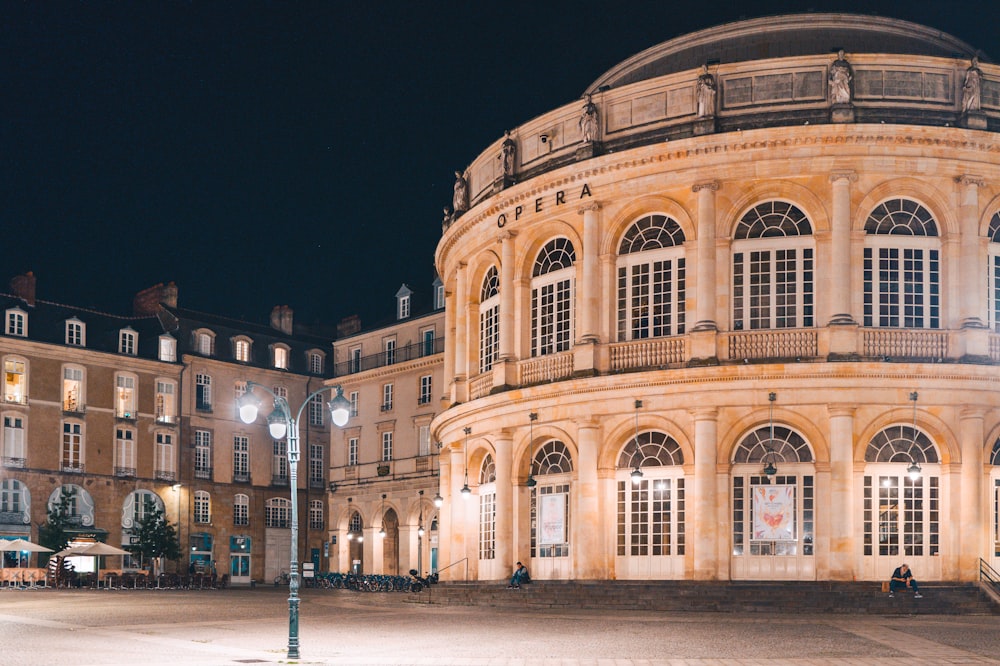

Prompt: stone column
[
  {"left": 453, "top": 263, "right": 469, "bottom": 402},
  {"left": 578, "top": 203, "right": 601, "bottom": 343},
  {"left": 448, "top": 444, "right": 469, "bottom": 579},
  {"left": 443, "top": 287, "right": 456, "bottom": 401},
  {"left": 827, "top": 405, "right": 856, "bottom": 579},
  {"left": 959, "top": 407, "right": 985, "bottom": 580},
  {"left": 692, "top": 408, "right": 719, "bottom": 579},
  {"left": 494, "top": 430, "right": 514, "bottom": 572},
  {"left": 958, "top": 176, "right": 986, "bottom": 329},
  {"left": 828, "top": 172, "right": 857, "bottom": 325},
  {"left": 692, "top": 181, "right": 719, "bottom": 331},
  {"left": 437, "top": 451, "right": 452, "bottom": 577},
  {"left": 498, "top": 231, "right": 517, "bottom": 360},
  {"left": 574, "top": 419, "right": 601, "bottom": 578}
]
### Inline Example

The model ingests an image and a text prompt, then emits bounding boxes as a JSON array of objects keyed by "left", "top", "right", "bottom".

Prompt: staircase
[{"left": 404, "top": 580, "right": 1000, "bottom": 615}]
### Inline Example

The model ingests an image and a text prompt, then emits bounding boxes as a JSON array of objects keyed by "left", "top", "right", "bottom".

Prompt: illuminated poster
[
  {"left": 752, "top": 485, "right": 795, "bottom": 540},
  {"left": 539, "top": 493, "right": 566, "bottom": 545}
]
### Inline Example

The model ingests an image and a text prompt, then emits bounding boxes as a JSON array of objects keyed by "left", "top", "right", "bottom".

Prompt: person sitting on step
[
  {"left": 507, "top": 561, "right": 530, "bottom": 589},
  {"left": 888, "top": 563, "right": 922, "bottom": 598}
]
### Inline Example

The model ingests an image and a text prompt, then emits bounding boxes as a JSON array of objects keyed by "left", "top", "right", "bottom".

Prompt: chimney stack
[
  {"left": 270, "top": 305, "right": 294, "bottom": 335},
  {"left": 133, "top": 282, "right": 179, "bottom": 316},
  {"left": 9, "top": 272, "right": 36, "bottom": 306},
  {"left": 337, "top": 315, "right": 361, "bottom": 337}
]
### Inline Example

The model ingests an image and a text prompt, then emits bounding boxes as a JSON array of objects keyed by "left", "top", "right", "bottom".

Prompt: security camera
[{"left": 539, "top": 133, "right": 549, "bottom": 144}]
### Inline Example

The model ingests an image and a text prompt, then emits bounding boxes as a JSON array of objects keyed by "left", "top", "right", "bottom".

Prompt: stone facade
[{"left": 433, "top": 15, "right": 1000, "bottom": 582}]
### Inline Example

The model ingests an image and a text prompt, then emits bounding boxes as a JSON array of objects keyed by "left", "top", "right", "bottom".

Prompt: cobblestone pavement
[{"left": 1, "top": 586, "right": 998, "bottom": 665}]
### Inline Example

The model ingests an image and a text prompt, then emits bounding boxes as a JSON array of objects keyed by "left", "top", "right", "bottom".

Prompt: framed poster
[
  {"left": 538, "top": 492, "right": 566, "bottom": 545},
  {"left": 752, "top": 485, "right": 795, "bottom": 540}
]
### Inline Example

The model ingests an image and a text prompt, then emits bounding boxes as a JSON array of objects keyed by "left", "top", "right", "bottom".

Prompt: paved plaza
[{"left": 0, "top": 586, "right": 998, "bottom": 665}]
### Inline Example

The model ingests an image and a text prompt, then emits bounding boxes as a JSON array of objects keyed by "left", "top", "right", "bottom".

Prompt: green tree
[
  {"left": 126, "top": 501, "right": 181, "bottom": 567},
  {"left": 38, "top": 486, "right": 75, "bottom": 565}
]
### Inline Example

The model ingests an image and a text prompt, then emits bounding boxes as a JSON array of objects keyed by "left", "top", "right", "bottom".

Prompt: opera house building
[{"left": 431, "top": 14, "right": 1000, "bottom": 583}]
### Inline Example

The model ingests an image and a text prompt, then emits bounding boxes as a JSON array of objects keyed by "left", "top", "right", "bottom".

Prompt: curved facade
[{"left": 433, "top": 15, "right": 1000, "bottom": 583}]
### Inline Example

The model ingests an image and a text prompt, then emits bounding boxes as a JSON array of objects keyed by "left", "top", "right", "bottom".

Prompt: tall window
[
  {"left": 434, "top": 281, "right": 445, "bottom": 310},
  {"left": 155, "top": 380, "right": 176, "bottom": 424},
  {"left": 309, "top": 500, "right": 323, "bottom": 529},
  {"left": 398, "top": 294, "right": 411, "bottom": 320},
  {"left": 384, "top": 338, "right": 396, "bottom": 365},
  {"left": 155, "top": 432, "right": 175, "bottom": 480},
  {"left": 3, "top": 414, "right": 25, "bottom": 466},
  {"left": 273, "top": 345, "right": 289, "bottom": 370},
  {"left": 349, "top": 347, "right": 362, "bottom": 373},
  {"left": 419, "top": 375, "right": 432, "bottom": 405},
  {"left": 382, "top": 431, "right": 393, "bottom": 461},
  {"left": 196, "top": 373, "right": 212, "bottom": 411},
  {"left": 308, "top": 393, "right": 324, "bottom": 426},
  {"left": 266, "top": 498, "right": 291, "bottom": 528},
  {"left": 195, "top": 330, "right": 214, "bottom": 356},
  {"left": 616, "top": 432, "right": 685, "bottom": 557},
  {"left": 479, "top": 266, "right": 500, "bottom": 372},
  {"left": 114, "top": 427, "right": 136, "bottom": 477},
  {"left": 119, "top": 328, "right": 137, "bottom": 355},
  {"left": 62, "top": 366, "right": 84, "bottom": 412},
  {"left": 422, "top": 328, "right": 436, "bottom": 357},
  {"left": 732, "top": 201, "right": 814, "bottom": 330},
  {"left": 233, "top": 494, "right": 249, "bottom": 526},
  {"left": 66, "top": 319, "right": 85, "bottom": 346},
  {"left": 194, "top": 430, "right": 212, "bottom": 479},
  {"left": 233, "top": 435, "right": 249, "bottom": 482},
  {"left": 0, "top": 479, "right": 27, "bottom": 518},
  {"left": 864, "top": 198, "right": 940, "bottom": 328},
  {"left": 308, "top": 351, "right": 324, "bottom": 374},
  {"left": 6, "top": 309, "right": 26, "bottom": 336},
  {"left": 158, "top": 335, "right": 176, "bottom": 362},
  {"left": 531, "top": 238, "right": 576, "bottom": 356},
  {"left": 4, "top": 358, "right": 27, "bottom": 404},
  {"left": 272, "top": 440, "right": 288, "bottom": 484},
  {"left": 617, "top": 215, "right": 687, "bottom": 340},
  {"left": 381, "top": 383, "right": 393, "bottom": 411},
  {"left": 194, "top": 491, "right": 211, "bottom": 524},
  {"left": 309, "top": 444, "right": 324, "bottom": 486},
  {"left": 989, "top": 212, "right": 1000, "bottom": 332},
  {"left": 349, "top": 391, "right": 359, "bottom": 417},
  {"left": 115, "top": 374, "right": 137, "bottom": 419},
  {"left": 418, "top": 424, "right": 431, "bottom": 457},
  {"left": 348, "top": 437, "right": 359, "bottom": 466},
  {"left": 529, "top": 440, "right": 574, "bottom": 558},
  {"left": 234, "top": 338, "right": 251, "bottom": 362},
  {"left": 62, "top": 420, "right": 84, "bottom": 472},
  {"left": 479, "top": 454, "right": 497, "bottom": 560}
]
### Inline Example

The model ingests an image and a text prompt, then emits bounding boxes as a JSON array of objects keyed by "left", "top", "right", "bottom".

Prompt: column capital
[
  {"left": 577, "top": 201, "right": 602, "bottom": 215},
  {"left": 959, "top": 405, "right": 989, "bottom": 421},
  {"left": 692, "top": 180, "right": 719, "bottom": 193},
  {"left": 497, "top": 229, "right": 518, "bottom": 243},
  {"left": 827, "top": 404, "right": 857, "bottom": 418},
  {"left": 575, "top": 417, "right": 601, "bottom": 431},
  {"left": 829, "top": 170, "right": 858, "bottom": 184},
  {"left": 956, "top": 174, "right": 985, "bottom": 188},
  {"left": 690, "top": 407, "right": 719, "bottom": 421}
]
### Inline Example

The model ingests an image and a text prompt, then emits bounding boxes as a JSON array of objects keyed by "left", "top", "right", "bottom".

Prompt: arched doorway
[
  {"left": 381, "top": 508, "right": 399, "bottom": 575},
  {"left": 529, "top": 439, "right": 574, "bottom": 580},
  {"left": 347, "top": 511, "right": 364, "bottom": 574}
]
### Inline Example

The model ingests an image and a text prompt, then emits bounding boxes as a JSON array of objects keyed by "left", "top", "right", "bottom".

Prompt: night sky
[{"left": 4, "top": 1, "right": 998, "bottom": 330}]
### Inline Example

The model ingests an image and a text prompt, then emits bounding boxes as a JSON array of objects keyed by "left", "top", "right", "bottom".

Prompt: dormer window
[
  {"left": 307, "top": 350, "right": 324, "bottom": 374},
  {"left": 66, "top": 319, "right": 86, "bottom": 346},
  {"left": 395, "top": 284, "right": 413, "bottom": 320},
  {"left": 194, "top": 329, "right": 215, "bottom": 356},
  {"left": 119, "top": 328, "right": 137, "bottom": 356},
  {"left": 273, "top": 344, "right": 289, "bottom": 370},
  {"left": 158, "top": 335, "right": 177, "bottom": 362},
  {"left": 5, "top": 309, "right": 26, "bottom": 337},
  {"left": 233, "top": 337, "right": 252, "bottom": 363},
  {"left": 433, "top": 276, "right": 445, "bottom": 310}
]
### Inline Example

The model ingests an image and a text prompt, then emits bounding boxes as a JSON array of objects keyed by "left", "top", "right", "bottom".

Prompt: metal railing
[
  {"left": 980, "top": 558, "right": 1000, "bottom": 600},
  {"left": 194, "top": 467, "right": 213, "bottom": 480},
  {"left": 2, "top": 457, "right": 25, "bottom": 468},
  {"left": 114, "top": 467, "right": 136, "bottom": 478},
  {"left": 334, "top": 336, "right": 445, "bottom": 377},
  {"left": 436, "top": 557, "right": 469, "bottom": 581}
]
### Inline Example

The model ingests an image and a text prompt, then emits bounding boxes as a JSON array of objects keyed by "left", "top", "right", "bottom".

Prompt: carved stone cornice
[
  {"left": 692, "top": 180, "right": 720, "bottom": 193},
  {"left": 829, "top": 170, "right": 858, "bottom": 183},
  {"left": 956, "top": 174, "right": 986, "bottom": 188}
]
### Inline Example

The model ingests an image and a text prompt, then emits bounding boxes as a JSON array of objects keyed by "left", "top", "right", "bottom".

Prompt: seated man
[
  {"left": 889, "top": 563, "right": 922, "bottom": 598},
  {"left": 507, "top": 561, "right": 529, "bottom": 589}
]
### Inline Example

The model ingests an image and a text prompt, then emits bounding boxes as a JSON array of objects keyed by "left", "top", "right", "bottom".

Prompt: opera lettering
[{"left": 497, "top": 183, "right": 592, "bottom": 228}]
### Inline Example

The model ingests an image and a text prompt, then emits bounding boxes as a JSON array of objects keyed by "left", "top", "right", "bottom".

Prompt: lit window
[
  {"left": 61, "top": 420, "right": 84, "bottom": 472},
  {"left": 382, "top": 431, "right": 393, "bottom": 461},
  {"left": 273, "top": 345, "right": 289, "bottom": 370},
  {"left": 155, "top": 380, "right": 176, "bottom": 424},
  {"left": 115, "top": 374, "right": 137, "bottom": 419},
  {"left": 194, "top": 491, "right": 211, "bottom": 524},
  {"left": 234, "top": 338, "right": 251, "bottom": 363},
  {"left": 195, "top": 330, "right": 215, "bottom": 356},
  {"left": 3, "top": 414, "right": 25, "bottom": 466},
  {"left": 234, "top": 380, "right": 247, "bottom": 399},
  {"left": 66, "top": 319, "right": 85, "bottom": 346},
  {"left": 479, "top": 266, "right": 500, "bottom": 372},
  {"left": 4, "top": 359, "right": 27, "bottom": 404},
  {"left": 617, "top": 215, "right": 687, "bottom": 340},
  {"left": 159, "top": 335, "right": 177, "bottom": 362},
  {"left": 119, "top": 328, "right": 137, "bottom": 355},
  {"left": 531, "top": 238, "right": 576, "bottom": 356},
  {"left": 115, "top": 427, "right": 136, "bottom": 477},
  {"left": 234, "top": 494, "right": 249, "bottom": 526},
  {"left": 419, "top": 375, "right": 432, "bottom": 405},
  {"left": 990, "top": 212, "right": 1000, "bottom": 332},
  {"left": 5, "top": 309, "right": 26, "bottom": 337},
  {"left": 194, "top": 430, "right": 212, "bottom": 479},
  {"left": 196, "top": 374, "right": 212, "bottom": 411},
  {"left": 62, "top": 366, "right": 84, "bottom": 412}
]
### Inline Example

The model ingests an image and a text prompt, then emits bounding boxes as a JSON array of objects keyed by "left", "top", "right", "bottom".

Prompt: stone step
[{"left": 404, "top": 581, "right": 1000, "bottom": 615}]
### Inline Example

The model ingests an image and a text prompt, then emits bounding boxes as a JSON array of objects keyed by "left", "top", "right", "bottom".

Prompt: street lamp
[{"left": 237, "top": 381, "right": 352, "bottom": 660}]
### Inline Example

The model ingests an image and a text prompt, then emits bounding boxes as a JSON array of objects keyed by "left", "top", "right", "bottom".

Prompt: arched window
[
  {"left": 266, "top": 498, "right": 291, "bottom": 527},
  {"left": 194, "top": 491, "right": 211, "bottom": 524},
  {"left": 616, "top": 432, "right": 685, "bottom": 562},
  {"left": 864, "top": 425, "right": 938, "bottom": 464},
  {"left": 617, "top": 215, "right": 686, "bottom": 340},
  {"left": 733, "top": 426, "right": 814, "bottom": 464},
  {"left": 530, "top": 439, "right": 573, "bottom": 559},
  {"left": 194, "top": 329, "right": 215, "bottom": 356},
  {"left": 0, "top": 479, "right": 30, "bottom": 524},
  {"left": 989, "top": 212, "right": 1000, "bottom": 332},
  {"left": 479, "top": 266, "right": 500, "bottom": 373},
  {"left": 233, "top": 337, "right": 252, "bottom": 363},
  {"left": 122, "top": 490, "right": 163, "bottom": 529},
  {"left": 234, "top": 493, "right": 249, "bottom": 526},
  {"left": 618, "top": 431, "right": 685, "bottom": 468},
  {"left": 479, "top": 453, "right": 496, "bottom": 484},
  {"left": 349, "top": 511, "right": 363, "bottom": 534},
  {"left": 531, "top": 238, "right": 576, "bottom": 356},
  {"left": 531, "top": 440, "right": 574, "bottom": 475},
  {"left": 47, "top": 484, "right": 95, "bottom": 527},
  {"left": 479, "top": 453, "right": 496, "bottom": 561},
  {"left": 732, "top": 201, "right": 814, "bottom": 330},
  {"left": 991, "top": 438, "right": 1000, "bottom": 466},
  {"left": 864, "top": 198, "right": 940, "bottom": 328}
]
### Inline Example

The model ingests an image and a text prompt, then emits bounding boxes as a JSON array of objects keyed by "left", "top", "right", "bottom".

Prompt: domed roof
[{"left": 585, "top": 14, "right": 984, "bottom": 94}]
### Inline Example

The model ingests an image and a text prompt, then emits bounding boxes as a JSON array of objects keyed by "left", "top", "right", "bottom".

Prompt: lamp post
[{"left": 237, "top": 381, "right": 351, "bottom": 660}]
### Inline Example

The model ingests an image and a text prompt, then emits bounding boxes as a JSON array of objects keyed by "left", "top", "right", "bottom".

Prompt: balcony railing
[
  {"left": 154, "top": 470, "right": 176, "bottom": 482},
  {"left": 271, "top": 475, "right": 289, "bottom": 487},
  {"left": 194, "top": 467, "right": 213, "bottom": 480},
  {"left": 0, "top": 510, "right": 28, "bottom": 525},
  {"left": 517, "top": 351, "right": 574, "bottom": 386},
  {"left": 990, "top": 333, "right": 1000, "bottom": 362},
  {"left": 309, "top": 477, "right": 326, "bottom": 490},
  {"left": 61, "top": 464, "right": 85, "bottom": 474},
  {"left": 610, "top": 337, "right": 687, "bottom": 371},
  {"left": 4, "top": 392, "right": 28, "bottom": 405},
  {"left": 114, "top": 467, "right": 136, "bottom": 478},
  {"left": 62, "top": 402, "right": 86, "bottom": 415},
  {"left": 155, "top": 414, "right": 177, "bottom": 425},
  {"left": 233, "top": 471, "right": 251, "bottom": 483},
  {"left": 2, "top": 457, "right": 25, "bottom": 468},
  {"left": 334, "top": 336, "right": 445, "bottom": 376},
  {"left": 725, "top": 329, "right": 819, "bottom": 361},
  {"left": 470, "top": 372, "right": 493, "bottom": 400},
  {"left": 863, "top": 329, "right": 949, "bottom": 360}
]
